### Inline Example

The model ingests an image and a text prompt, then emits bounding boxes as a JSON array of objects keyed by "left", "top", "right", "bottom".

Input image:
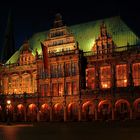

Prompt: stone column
[
  {"left": 37, "top": 110, "right": 40, "bottom": 122},
  {"left": 95, "top": 108, "right": 98, "bottom": 120},
  {"left": 130, "top": 108, "right": 133, "bottom": 120},
  {"left": 64, "top": 106, "right": 67, "bottom": 122},
  {"left": 112, "top": 107, "right": 115, "bottom": 120},
  {"left": 30, "top": 73, "right": 33, "bottom": 93},
  {"left": 24, "top": 106, "right": 27, "bottom": 122},
  {"left": 78, "top": 104, "right": 82, "bottom": 121},
  {"left": 13, "top": 105, "right": 16, "bottom": 122},
  {"left": 50, "top": 106, "right": 53, "bottom": 121}
]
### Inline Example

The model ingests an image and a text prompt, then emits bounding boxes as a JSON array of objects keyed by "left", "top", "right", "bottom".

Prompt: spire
[
  {"left": 1, "top": 10, "right": 15, "bottom": 63},
  {"left": 100, "top": 21, "right": 107, "bottom": 37},
  {"left": 53, "top": 13, "right": 63, "bottom": 28}
]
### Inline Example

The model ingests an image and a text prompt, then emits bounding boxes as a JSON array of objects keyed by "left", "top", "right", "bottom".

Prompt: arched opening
[
  {"left": 53, "top": 103, "right": 63, "bottom": 121},
  {"left": 115, "top": 99, "right": 130, "bottom": 120},
  {"left": 16, "top": 104, "right": 25, "bottom": 122},
  {"left": 27, "top": 104, "right": 37, "bottom": 122},
  {"left": 40, "top": 104, "right": 50, "bottom": 121},
  {"left": 133, "top": 98, "right": 140, "bottom": 119},
  {"left": 68, "top": 103, "right": 78, "bottom": 121},
  {"left": 82, "top": 101, "right": 95, "bottom": 121},
  {"left": 98, "top": 100, "right": 112, "bottom": 120},
  {"left": 6, "top": 104, "right": 13, "bottom": 122}
]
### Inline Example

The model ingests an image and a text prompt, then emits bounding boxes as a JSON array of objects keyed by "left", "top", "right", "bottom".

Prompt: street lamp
[{"left": 6, "top": 100, "right": 11, "bottom": 125}]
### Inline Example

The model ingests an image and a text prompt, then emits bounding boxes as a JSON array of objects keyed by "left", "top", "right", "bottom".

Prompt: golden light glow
[
  {"left": 124, "top": 79, "right": 127, "bottom": 83},
  {"left": 7, "top": 100, "right": 11, "bottom": 105},
  {"left": 103, "top": 84, "right": 108, "bottom": 88}
]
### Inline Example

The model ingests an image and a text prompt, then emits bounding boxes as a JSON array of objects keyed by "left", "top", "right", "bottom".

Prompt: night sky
[{"left": 0, "top": 0, "right": 140, "bottom": 51}]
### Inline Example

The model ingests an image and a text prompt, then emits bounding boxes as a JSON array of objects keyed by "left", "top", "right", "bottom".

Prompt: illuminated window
[
  {"left": 52, "top": 83, "right": 58, "bottom": 96},
  {"left": 72, "top": 81, "right": 77, "bottom": 95},
  {"left": 132, "top": 63, "right": 140, "bottom": 86},
  {"left": 66, "top": 82, "right": 71, "bottom": 95},
  {"left": 116, "top": 64, "right": 127, "bottom": 87},
  {"left": 58, "top": 83, "right": 63, "bottom": 96},
  {"left": 100, "top": 66, "right": 111, "bottom": 88},
  {"left": 86, "top": 68, "right": 95, "bottom": 89}
]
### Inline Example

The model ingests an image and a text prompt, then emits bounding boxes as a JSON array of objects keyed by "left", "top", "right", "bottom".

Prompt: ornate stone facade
[{"left": 0, "top": 14, "right": 140, "bottom": 122}]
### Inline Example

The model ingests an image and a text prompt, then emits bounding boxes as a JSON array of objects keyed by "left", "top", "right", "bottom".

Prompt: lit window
[
  {"left": 116, "top": 64, "right": 127, "bottom": 87},
  {"left": 100, "top": 66, "right": 111, "bottom": 88},
  {"left": 86, "top": 68, "right": 95, "bottom": 90},
  {"left": 133, "top": 63, "right": 140, "bottom": 86}
]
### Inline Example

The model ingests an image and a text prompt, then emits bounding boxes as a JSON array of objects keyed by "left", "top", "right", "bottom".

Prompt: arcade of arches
[{"left": 1, "top": 98, "right": 140, "bottom": 122}]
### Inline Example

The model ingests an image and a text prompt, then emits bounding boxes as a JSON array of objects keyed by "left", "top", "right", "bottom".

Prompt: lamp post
[{"left": 6, "top": 99, "right": 11, "bottom": 125}]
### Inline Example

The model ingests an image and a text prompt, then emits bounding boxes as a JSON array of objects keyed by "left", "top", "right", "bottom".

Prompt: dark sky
[{"left": 0, "top": 0, "right": 140, "bottom": 50}]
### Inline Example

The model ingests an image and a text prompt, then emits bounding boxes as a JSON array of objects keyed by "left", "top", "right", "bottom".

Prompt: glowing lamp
[
  {"left": 124, "top": 79, "right": 127, "bottom": 83},
  {"left": 7, "top": 100, "right": 11, "bottom": 105}
]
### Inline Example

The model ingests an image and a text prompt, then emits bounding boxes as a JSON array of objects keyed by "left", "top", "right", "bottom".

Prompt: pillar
[
  {"left": 50, "top": 107, "right": 53, "bottom": 121},
  {"left": 130, "top": 108, "right": 133, "bottom": 120},
  {"left": 64, "top": 106, "right": 67, "bottom": 122},
  {"left": 95, "top": 108, "right": 98, "bottom": 120},
  {"left": 37, "top": 110, "right": 40, "bottom": 122},
  {"left": 112, "top": 107, "right": 115, "bottom": 120},
  {"left": 78, "top": 104, "right": 82, "bottom": 121},
  {"left": 24, "top": 107, "right": 27, "bottom": 122}
]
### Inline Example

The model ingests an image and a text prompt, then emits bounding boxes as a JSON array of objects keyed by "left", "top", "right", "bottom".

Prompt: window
[
  {"left": 58, "top": 83, "right": 63, "bottom": 96},
  {"left": 58, "top": 64, "right": 63, "bottom": 77},
  {"left": 133, "top": 63, "right": 140, "bottom": 86},
  {"left": 72, "top": 81, "right": 77, "bottom": 95},
  {"left": 100, "top": 66, "right": 111, "bottom": 88},
  {"left": 116, "top": 64, "right": 127, "bottom": 87},
  {"left": 65, "top": 63, "right": 71, "bottom": 76},
  {"left": 86, "top": 68, "right": 95, "bottom": 89},
  {"left": 51, "top": 65, "right": 57, "bottom": 78},
  {"left": 66, "top": 82, "right": 71, "bottom": 95},
  {"left": 71, "top": 62, "right": 77, "bottom": 76},
  {"left": 52, "top": 83, "right": 58, "bottom": 96},
  {"left": 44, "top": 84, "right": 48, "bottom": 96},
  {"left": 40, "top": 85, "right": 44, "bottom": 96}
]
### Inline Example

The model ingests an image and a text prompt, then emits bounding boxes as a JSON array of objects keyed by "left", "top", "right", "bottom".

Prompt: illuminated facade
[{"left": 0, "top": 14, "right": 140, "bottom": 122}]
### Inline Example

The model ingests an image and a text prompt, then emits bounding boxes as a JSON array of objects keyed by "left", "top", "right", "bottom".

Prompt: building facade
[{"left": 0, "top": 14, "right": 140, "bottom": 122}]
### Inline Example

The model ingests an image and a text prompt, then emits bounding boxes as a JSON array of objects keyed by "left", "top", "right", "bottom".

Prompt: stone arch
[
  {"left": 16, "top": 104, "right": 25, "bottom": 122},
  {"left": 67, "top": 102, "right": 78, "bottom": 121},
  {"left": 27, "top": 104, "right": 37, "bottom": 122},
  {"left": 6, "top": 103, "right": 14, "bottom": 122},
  {"left": 98, "top": 100, "right": 112, "bottom": 120},
  {"left": 53, "top": 103, "right": 63, "bottom": 121},
  {"left": 40, "top": 104, "right": 50, "bottom": 121},
  {"left": 82, "top": 101, "right": 95, "bottom": 121},
  {"left": 115, "top": 99, "right": 130, "bottom": 120},
  {"left": 133, "top": 98, "right": 140, "bottom": 119}
]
